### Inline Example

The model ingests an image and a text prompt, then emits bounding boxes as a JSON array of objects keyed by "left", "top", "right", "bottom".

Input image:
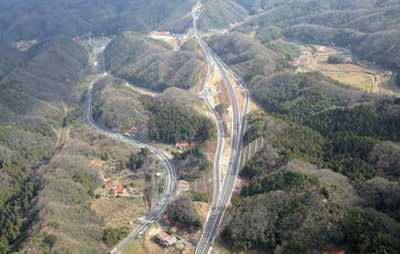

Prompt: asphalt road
[
  {"left": 193, "top": 4, "right": 249, "bottom": 254},
  {"left": 84, "top": 67, "right": 178, "bottom": 253},
  {"left": 197, "top": 38, "right": 224, "bottom": 207}
]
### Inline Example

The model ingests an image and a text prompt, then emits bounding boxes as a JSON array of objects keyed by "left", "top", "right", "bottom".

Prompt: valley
[{"left": 0, "top": 0, "right": 399, "bottom": 254}]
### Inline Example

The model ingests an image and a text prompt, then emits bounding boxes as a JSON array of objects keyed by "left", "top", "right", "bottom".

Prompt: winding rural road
[
  {"left": 193, "top": 3, "right": 249, "bottom": 254},
  {"left": 84, "top": 49, "right": 178, "bottom": 254}
]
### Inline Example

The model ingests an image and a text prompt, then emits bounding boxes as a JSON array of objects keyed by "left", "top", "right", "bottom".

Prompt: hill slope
[
  {"left": 0, "top": 41, "right": 24, "bottom": 80},
  {"left": 207, "top": 32, "right": 282, "bottom": 81},
  {"left": 197, "top": 0, "right": 249, "bottom": 31},
  {"left": 0, "top": 37, "right": 89, "bottom": 252},
  {"left": 234, "top": 0, "right": 400, "bottom": 69},
  {"left": 104, "top": 32, "right": 206, "bottom": 91},
  {"left": 0, "top": 0, "right": 193, "bottom": 41},
  {"left": 221, "top": 68, "right": 400, "bottom": 253}
]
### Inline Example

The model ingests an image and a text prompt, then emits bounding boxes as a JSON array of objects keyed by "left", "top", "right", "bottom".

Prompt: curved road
[
  {"left": 197, "top": 38, "right": 224, "bottom": 206},
  {"left": 85, "top": 71, "right": 178, "bottom": 253},
  {"left": 193, "top": 3, "right": 249, "bottom": 254}
]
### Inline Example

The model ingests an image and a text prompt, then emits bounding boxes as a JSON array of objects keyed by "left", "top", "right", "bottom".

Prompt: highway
[
  {"left": 197, "top": 36, "right": 224, "bottom": 205},
  {"left": 84, "top": 49, "right": 178, "bottom": 253},
  {"left": 193, "top": 3, "right": 249, "bottom": 254}
]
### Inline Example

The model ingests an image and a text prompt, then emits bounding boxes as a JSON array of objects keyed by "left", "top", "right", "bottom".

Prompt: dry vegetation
[
  {"left": 296, "top": 44, "right": 388, "bottom": 94},
  {"left": 105, "top": 32, "right": 207, "bottom": 92}
]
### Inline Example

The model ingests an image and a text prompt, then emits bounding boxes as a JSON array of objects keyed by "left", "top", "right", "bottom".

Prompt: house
[
  {"left": 150, "top": 31, "right": 171, "bottom": 37},
  {"left": 175, "top": 142, "right": 196, "bottom": 149},
  {"left": 385, "top": 71, "right": 393, "bottom": 77},
  {"left": 14, "top": 40, "right": 39, "bottom": 49},
  {"left": 111, "top": 185, "right": 126, "bottom": 197},
  {"left": 155, "top": 232, "right": 177, "bottom": 248},
  {"left": 122, "top": 129, "right": 135, "bottom": 136}
]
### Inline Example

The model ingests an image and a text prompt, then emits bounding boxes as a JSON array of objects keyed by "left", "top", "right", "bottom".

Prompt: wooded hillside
[
  {"left": 223, "top": 71, "right": 400, "bottom": 253},
  {"left": 234, "top": 0, "right": 400, "bottom": 69},
  {"left": 105, "top": 33, "right": 206, "bottom": 91},
  {"left": 0, "top": 37, "right": 88, "bottom": 252},
  {"left": 0, "top": 0, "right": 193, "bottom": 41}
]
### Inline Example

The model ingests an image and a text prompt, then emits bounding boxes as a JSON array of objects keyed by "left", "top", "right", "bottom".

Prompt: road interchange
[{"left": 85, "top": 6, "right": 250, "bottom": 251}]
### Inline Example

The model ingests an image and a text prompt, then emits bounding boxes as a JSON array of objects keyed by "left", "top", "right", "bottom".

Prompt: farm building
[
  {"left": 175, "top": 142, "right": 196, "bottom": 149},
  {"left": 155, "top": 232, "right": 177, "bottom": 248}
]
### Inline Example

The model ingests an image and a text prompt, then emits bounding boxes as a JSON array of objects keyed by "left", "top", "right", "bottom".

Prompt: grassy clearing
[
  {"left": 122, "top": 237, "right": 148, "bottom": 254},
  {"left": 326, "top": 72, "right": 373, "bottom": 92}
]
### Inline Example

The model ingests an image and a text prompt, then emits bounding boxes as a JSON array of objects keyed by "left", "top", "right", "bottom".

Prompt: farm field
[
  {"left": 327, "top": 72, "right": 373, "bottom": 92},
  {"left": 295, "top": 44, "right": 397, "bottom": 95}
]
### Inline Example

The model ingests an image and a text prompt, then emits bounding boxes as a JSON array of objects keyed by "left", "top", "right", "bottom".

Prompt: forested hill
[
  {"left": 196, "top": 0, "right": 249, "bottom": 31},
  {"left": 0, "top": 37, "right": 87, "bottom": 252},
  {"left": 206, "top": 32, "right": 285, "bottom": 81},
  {"left": 233, "top": 0, "right": 400, "bottom": 69},
  {"left": 0, "top": 41, "right": 25, "bottom": 80},
  {"left": 206, "top": 32, "right": 299, "bottom": 83},
  {"left": 206, "top": 16, "right": 400, "bottom": 252},
  {"left": 223, "top": 71, "right": 400, "bottom": 253},
  {"left": 0, "top": 0, "right": 193, "bottom": 42},
  {"left": 104, "top": 32, "right": 206, "bottom": 91}
]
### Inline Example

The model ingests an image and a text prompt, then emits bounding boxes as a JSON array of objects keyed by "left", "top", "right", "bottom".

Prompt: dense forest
[
  {"left": 207, "top": 32, "right": 298, "bottom": 83},
  {"left": 222, "top": 71, "right": 400, "bottom": 253},
  {"left": 231, "top": 0, "right": 400, "bottom": 69},
  {"left": 0, "top": 37, "right": 88, "bottom": 252},
  {"left": 172, "top": 147, "right": 210, "bottom": 180},
  {"left": 139, "top": 95, "right": 215, "bottom": 144},
  {"left": 0, "top": 0, "right": 194, "bottom": 41},
  {"left": 0, "top": 41, "right": 25, "bottom": 80},
  {"left": 196, "top": 0, "right": 248, "bottom": 31},
  {"left": 166, "top": 196, "right": 202, "bottom": 232}
]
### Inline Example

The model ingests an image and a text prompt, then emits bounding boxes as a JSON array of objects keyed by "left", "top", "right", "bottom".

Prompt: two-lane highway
[{"left": 84, "top": 51, "right": 178, "bottom": 253}]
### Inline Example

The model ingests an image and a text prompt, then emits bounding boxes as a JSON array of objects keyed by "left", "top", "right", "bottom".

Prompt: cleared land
[
  {"left": 296, "top": 44, "right": 397, "bottom": 95},
  {"left": 122, "top": 238, "right": 147, "bottom": 254},
  {"left": 327, "top": 72, "right": 373, "bottom": 92}
]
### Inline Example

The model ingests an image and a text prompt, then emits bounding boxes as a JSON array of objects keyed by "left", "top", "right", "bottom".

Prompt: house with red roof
[
  {"left": 111, "top": 185, "right": 126, "bottom": 197},
  {"left": 175, "top": 142, "right": 196, "bottom": 150}
]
